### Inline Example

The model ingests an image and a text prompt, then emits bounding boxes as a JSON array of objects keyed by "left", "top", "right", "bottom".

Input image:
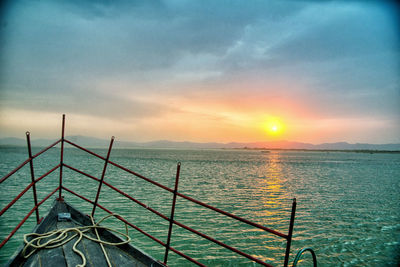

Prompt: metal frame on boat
[{"left": 0, "top": 114, "right": 310, "bottom": 266}]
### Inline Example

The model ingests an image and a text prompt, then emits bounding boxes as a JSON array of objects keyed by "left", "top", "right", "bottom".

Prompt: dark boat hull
[{"left": 6, "top": 199, "right": 165, "bottom": 267}]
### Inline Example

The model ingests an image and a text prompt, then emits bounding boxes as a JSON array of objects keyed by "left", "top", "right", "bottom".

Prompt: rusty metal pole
[
  {"left": 91, "top": 136, "right": 115, "bottom": 217},
  {"left": 283, "top": 198, "right": 297, "bottom": 267},
  {"left": 58, "top": 114, "right": 65, "bottom": 201},
  {"left": 26, "top": 132, "right": 40, "bottom": 224},
  {"left": 163, "top": 162, "right": 181, "bottom": 264}
]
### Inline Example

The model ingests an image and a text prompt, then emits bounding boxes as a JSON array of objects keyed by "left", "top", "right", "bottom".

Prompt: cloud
[
  {"left": 1, "top": 87, "right": 179, "bottom": 121},
  {"left": 268, "top": 2, "right": 399, "bottom": 63},
  {"left": 0, "top": 0, "right": 399, "bottom": 142}
]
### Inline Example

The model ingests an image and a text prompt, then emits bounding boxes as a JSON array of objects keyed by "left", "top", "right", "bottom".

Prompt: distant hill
[
  {"left": 1, "top": 135, "right": 400, "bottom": 151},
  {"left": 0, "top": 137, "right": 27, "bottom": 146}
]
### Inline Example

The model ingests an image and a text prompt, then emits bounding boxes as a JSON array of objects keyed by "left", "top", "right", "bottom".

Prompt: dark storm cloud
[
  {"left": 46, "top": 0, "right": 308, "bottom": 69},
  {"left": 0, "top": 0, "right": 308, "bottom": 93}
]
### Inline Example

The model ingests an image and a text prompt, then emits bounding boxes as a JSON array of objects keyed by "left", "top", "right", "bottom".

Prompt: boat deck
[{"left": 7, "top": 200, "right": 164, "bottom": 267}]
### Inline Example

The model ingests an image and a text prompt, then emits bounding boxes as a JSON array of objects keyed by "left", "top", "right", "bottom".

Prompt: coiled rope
[{"left": 22, "top": 213, "right": 131, "bottom": 267}]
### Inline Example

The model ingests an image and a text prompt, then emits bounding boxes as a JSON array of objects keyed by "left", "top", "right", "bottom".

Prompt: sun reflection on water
[{"left": 255, "top": 151, "right": 290, "bottom": 231}]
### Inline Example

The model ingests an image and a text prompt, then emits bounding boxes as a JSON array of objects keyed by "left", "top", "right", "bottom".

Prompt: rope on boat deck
[{"left": 22, "top": 213, "right": 131, "bottom": 267}]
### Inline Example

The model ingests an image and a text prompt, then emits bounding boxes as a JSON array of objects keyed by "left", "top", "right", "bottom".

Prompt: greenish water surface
[{"left": 1, "top": 146, "right": 399, "bottom": 266}]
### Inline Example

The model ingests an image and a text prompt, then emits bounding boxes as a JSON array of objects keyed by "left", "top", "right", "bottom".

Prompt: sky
[{"left": 0, "top": 0, "right": 399, "bottom": 144}]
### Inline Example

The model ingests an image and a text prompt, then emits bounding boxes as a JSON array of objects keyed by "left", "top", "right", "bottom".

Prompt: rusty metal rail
[
  {"left": 0, "top": 114, "right": 297, "bottom": 267},
  {"left": 0, "top": 186, "right": 59, "bottom": 248},
  {"left": 0, "top": 139, "right": 61, "bottom": 184}
]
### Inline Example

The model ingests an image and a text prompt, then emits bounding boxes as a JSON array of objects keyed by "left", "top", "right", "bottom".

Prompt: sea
[{"left": 0, "top": 145, "right": 399, "bottom": 266}]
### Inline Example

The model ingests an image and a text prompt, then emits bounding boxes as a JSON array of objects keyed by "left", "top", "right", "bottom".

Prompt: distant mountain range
[{"left": 1, "top": 135, "right": 400, "bottom": 151}]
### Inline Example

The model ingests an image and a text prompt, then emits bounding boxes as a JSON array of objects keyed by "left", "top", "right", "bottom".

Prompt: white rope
[{"left": 22, "top": 213, "right": 131, "bottom": 267}]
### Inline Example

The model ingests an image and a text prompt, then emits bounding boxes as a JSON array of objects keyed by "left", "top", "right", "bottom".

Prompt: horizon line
[{"left": 1, "top": 135, "right": 400, "bottom": 147}]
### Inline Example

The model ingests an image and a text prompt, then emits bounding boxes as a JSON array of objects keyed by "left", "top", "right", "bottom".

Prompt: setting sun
[{"left": 263, "top": 118, "right": 285, "bottom": 136}]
